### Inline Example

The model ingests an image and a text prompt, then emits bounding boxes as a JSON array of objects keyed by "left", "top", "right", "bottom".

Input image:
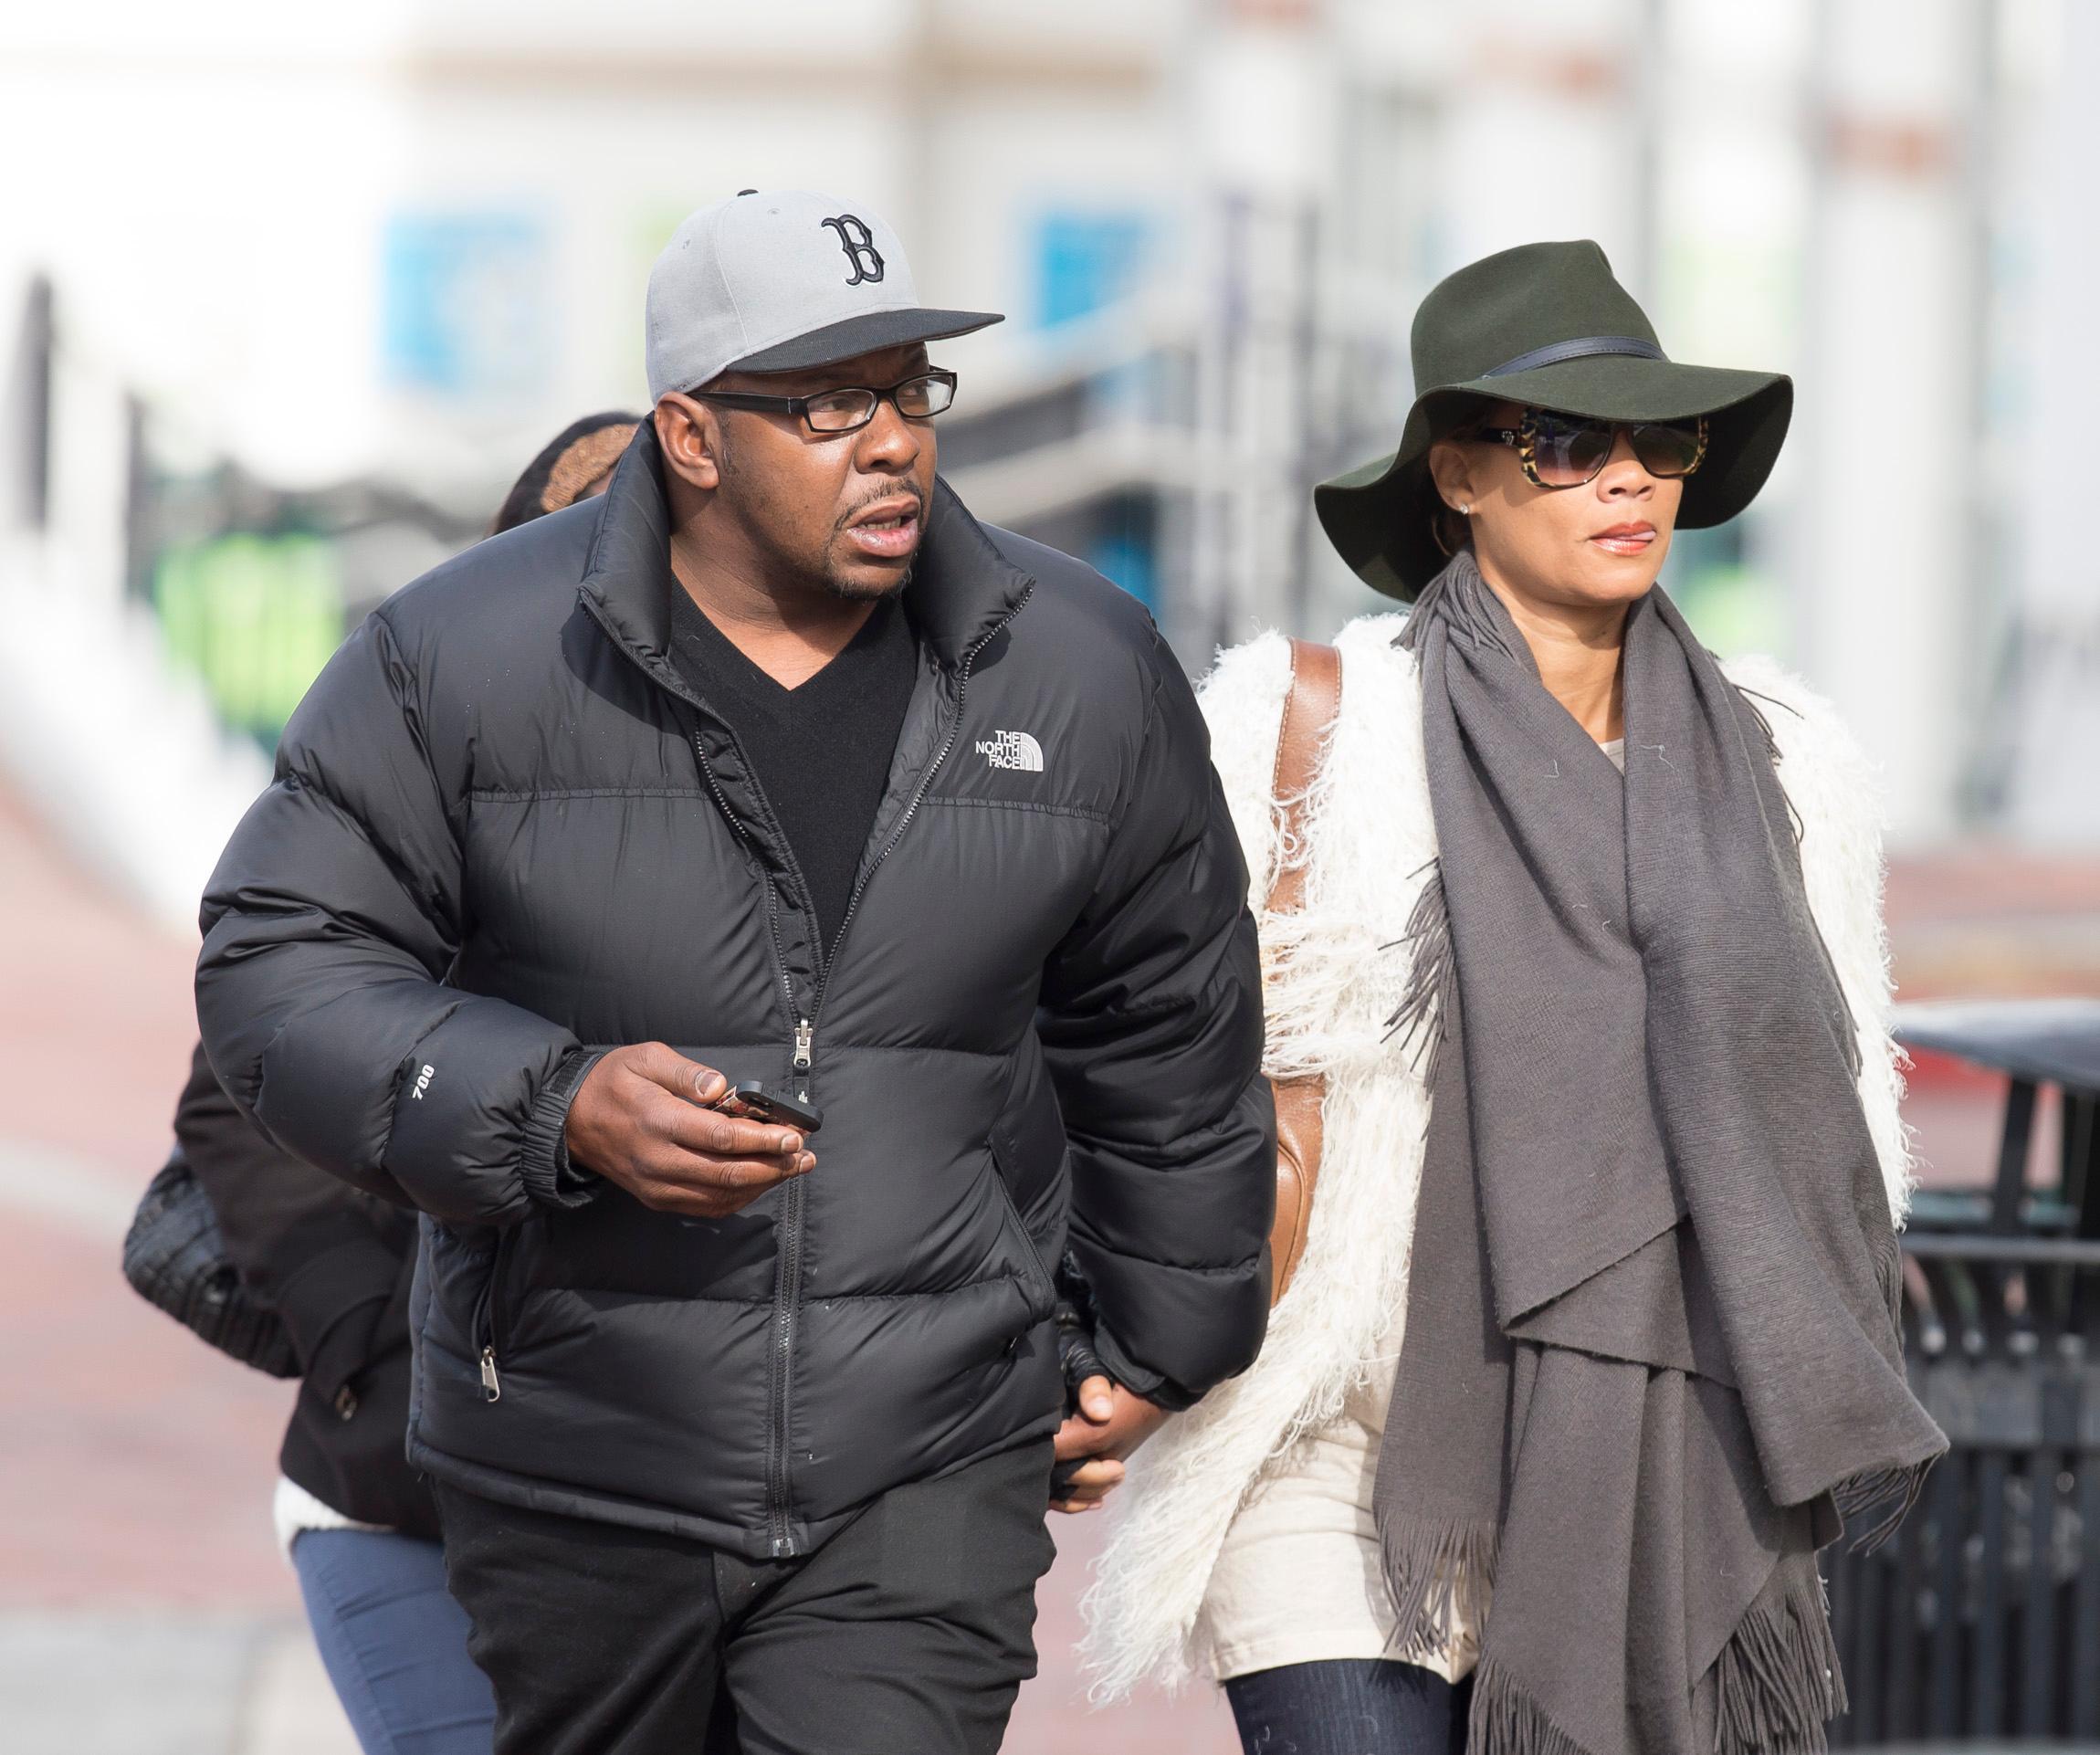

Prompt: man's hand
[
  {"left": 1050, "top": 1376, "right": 1170, "bottom": 1513},
  {"left": 565, "top": 1043, "right": 814, "bottom": 1218}
]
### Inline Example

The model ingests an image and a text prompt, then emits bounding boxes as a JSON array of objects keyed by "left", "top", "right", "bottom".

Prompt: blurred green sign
[{"left": 154, "top": 533, "right": 343, "bottom": 747}]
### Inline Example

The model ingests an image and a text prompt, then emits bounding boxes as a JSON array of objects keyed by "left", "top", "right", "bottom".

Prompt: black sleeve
[
  {"left": 1036, "top": 637, "right": 1275, "bottom": 1410},
  {"left": 173, "top": 1039, "right": 404, "bottom": 1405},
  {"left": 194, "top": 610, "right": 600, "bottom": 1230}
]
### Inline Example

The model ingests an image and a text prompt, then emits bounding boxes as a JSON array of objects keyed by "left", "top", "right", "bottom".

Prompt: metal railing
[{"left": 1829, "top": 1003, "right": 2100, "bottom": 1747}]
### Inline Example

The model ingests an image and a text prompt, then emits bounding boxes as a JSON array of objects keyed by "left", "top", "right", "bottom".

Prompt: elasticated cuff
[
  {"left": 1091, "top": 1323, "right": 1198, "bottom": 1413},
  {"left": 520, "top": 1047, "right": 609, "bottom": 1208}
]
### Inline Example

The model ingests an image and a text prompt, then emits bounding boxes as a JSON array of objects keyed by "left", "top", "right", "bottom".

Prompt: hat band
[{"left": 1483, "top": 335, "right": 1666, "bottom": 378}]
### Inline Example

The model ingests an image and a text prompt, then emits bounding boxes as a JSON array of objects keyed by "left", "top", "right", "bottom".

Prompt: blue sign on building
[
  {"left": 382, "top": 212, "right": 550, "bottom": 396},
  {"left": 1034, "top": 210, "right": 1152, "bottom": 330}
]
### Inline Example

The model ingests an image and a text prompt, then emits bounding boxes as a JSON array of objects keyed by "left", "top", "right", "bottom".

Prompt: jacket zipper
[
  {"left": 987, "top": 1140, "right": 1055, "bottom": 1311},
  {"left": 697, "top": 733, "right": 802, "bottom": 1044},
  {"left": 766, "top": 1151, "right": 807, "bottom": 1557},
  {"left": 619, "top": 600, "right": 1031, "bottom": 1556},
  {"left": 476, "top": 1228, "right": 516, "bottom": 1403},
  {"left": 762, "top": 901, "right": 812, "bottom": 1559},
  {"left": 758, "top": 590, "right": 1033, "bottom": 1559},
  {"left": 696, "top": 728, "right": 810, "bottom": 1560},
  {"left": 799, "top": 589, "right": 1034, "bottom": 1058},
  {"left": 573, "top": 597, "right": 870, "bottom": 1556}
]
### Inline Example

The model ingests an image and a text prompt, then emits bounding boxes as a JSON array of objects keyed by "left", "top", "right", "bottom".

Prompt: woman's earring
[{"left": 1459, "top": 503, "right": 1472, "bottom": 516}]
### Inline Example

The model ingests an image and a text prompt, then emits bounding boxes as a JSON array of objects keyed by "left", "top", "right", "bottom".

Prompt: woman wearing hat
[{"left": 1081, "top": 241, "right": 1943, "bottom": 1754}]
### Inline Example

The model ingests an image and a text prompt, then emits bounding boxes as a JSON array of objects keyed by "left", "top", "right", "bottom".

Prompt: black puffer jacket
[{"left": 197, "top": 432, "right": 1273, "bottom": 1560}]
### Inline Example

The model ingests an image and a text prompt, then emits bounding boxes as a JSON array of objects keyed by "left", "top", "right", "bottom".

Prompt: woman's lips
[{"left": 1590, "top": 522, "right": 1656, "bottom": 557}]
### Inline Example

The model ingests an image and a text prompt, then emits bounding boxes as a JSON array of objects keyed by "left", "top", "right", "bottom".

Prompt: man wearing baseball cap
[{"left": 197, "top": 189, "right": 1274, "bottom": 1753}]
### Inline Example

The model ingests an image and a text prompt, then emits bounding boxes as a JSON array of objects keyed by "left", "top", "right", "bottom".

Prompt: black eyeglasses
[
  {"left": 1471, "top": 409, "right": 1708, "bottom": 489},
  {"left": 689, "top": 369, "right": 958, "bottom": 435}
]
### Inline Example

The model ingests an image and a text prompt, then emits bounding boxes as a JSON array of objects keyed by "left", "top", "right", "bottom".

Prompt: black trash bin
[{"left": 1828, "top": 999, "right": 2100, "bottom": 1748}]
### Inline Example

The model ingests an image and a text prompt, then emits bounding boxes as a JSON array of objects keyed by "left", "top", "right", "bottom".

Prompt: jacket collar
[{"left": 577, "top": 423, "right": 1032, "bottom": 684}]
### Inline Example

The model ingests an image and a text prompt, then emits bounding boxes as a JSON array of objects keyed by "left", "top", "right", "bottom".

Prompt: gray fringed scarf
[{"left": 1377, "top": 552, "right": 1947, "bottom": 1755}]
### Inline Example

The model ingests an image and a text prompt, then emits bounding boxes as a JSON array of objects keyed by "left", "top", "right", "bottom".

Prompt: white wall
[
  {"left": 4, "top": 0, "right": 2088, "bottom": 847},
  {"left": 1, "top": 0, "right": 1183, "bottom": 503},
  {"left": 2006, "top": 0, "right": 2100, "bottom": 842}
]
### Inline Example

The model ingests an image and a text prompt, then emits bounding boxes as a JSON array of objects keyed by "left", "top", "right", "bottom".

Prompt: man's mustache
[{"left": 835, "top": 485, "right": 926, "bottom": 531}]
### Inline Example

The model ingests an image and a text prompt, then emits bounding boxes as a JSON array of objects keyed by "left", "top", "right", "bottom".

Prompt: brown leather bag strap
[
  {"left": 1262, "top": 639, "right": 1341, "bottom": 1308},
  {"left": 1265, "top": 639, "right": 1342, "bottom": 918}
]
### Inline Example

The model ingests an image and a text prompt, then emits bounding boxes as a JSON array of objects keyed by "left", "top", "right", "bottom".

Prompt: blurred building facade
[{"left": 2, "top": 0, "right": 2095, "bottom": 928}]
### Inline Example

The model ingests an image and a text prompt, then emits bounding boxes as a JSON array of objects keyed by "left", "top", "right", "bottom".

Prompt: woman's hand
[{"left": 1051, "top": 1376, "right": 1170, "bottom": 1513}]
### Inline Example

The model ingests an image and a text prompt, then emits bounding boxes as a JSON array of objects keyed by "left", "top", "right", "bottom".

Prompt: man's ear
[
  {"left": 1425, "top": 437, "right": 1478, "bottom": 514},
  {"left": 655, "top": 394, "right": 724, "bottom": 492}
]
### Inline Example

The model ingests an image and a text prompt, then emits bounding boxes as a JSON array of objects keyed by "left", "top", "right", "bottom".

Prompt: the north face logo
[{"left": 975, "top": 730, "right": 1044, "bottom": 772}]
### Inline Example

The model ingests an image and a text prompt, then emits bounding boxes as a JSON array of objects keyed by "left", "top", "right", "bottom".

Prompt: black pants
[
  {"left": 1224, "top": 1660, "right": 1473, "bottom": 1755},
  {"left": 436, "top": 1440, "right": 1057, "bottom": 1755}
]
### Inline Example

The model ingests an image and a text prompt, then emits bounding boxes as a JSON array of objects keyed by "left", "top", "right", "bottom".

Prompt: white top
[
  {"left": 272, "top": 1473, "right": 387, "bottom": 1562},
  {"left": 1201, "top": 1366, "right": 1483, "bottom": 1684},
  {"left": 1201, "top": 732, "right": 1622, "bottom": 1684}
]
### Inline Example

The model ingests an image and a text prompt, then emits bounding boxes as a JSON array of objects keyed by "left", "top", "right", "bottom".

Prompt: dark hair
[
  {"left": 490, "top": 411, "right": 645, "bottom": 535},
  {"left": 1425, "top": 411, "right": 1484, "bottom": 558}
]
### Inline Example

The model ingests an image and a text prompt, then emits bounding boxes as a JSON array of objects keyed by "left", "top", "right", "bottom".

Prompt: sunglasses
[
  {"left": 1470, "top": 409, "right": 1708, "bottom": 489},
  {"left": 688, "top": 369, "right": 957, "bottom": 436}
]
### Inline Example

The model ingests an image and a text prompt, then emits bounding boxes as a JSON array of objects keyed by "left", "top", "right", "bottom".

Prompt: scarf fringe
[
  {"left": 1381, "top": 860, "right": 1453, "bottom": 1077},
  {"left": 1732, "top": 682, "right": 1806, "bottom": 847},
  {"left": 1711, "top": 1562, "right": 1846, "bottom": 1755},
  {"left": 1466, "top": 1656, "right": 1601, "bottom": 1755},
  {"left": 1453, "top": 1568, "right": 1849, "bottom": 1755},
  {"left": 1376, "top": 1511, "right": 1497, "bottom": 1663},
  {"left": 1832, "top": 1455, "right": 1934, "bottom": 1554}
]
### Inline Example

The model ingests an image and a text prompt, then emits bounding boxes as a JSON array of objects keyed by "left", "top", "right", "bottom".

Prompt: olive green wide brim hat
[{"left": 1316, "top": 239, "right": 1793, "bottom": 599}]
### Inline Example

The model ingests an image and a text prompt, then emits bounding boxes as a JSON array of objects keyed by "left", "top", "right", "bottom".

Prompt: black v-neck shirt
[{"left": 667, "top": 586, "right": 919, "bottom": 959}]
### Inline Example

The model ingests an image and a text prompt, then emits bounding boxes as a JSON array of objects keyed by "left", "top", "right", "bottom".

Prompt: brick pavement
[{"left": 0, "top": 775, "right": 295, "bottom": 1613}]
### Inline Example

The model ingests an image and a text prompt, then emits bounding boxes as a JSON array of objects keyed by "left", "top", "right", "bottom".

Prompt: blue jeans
[
  {"left": 1224, "top": 1660, "right": 1471, "bottom": 1755},
  {"left": 292, "top": 1529, "right": 497, "bottom": 1755}
]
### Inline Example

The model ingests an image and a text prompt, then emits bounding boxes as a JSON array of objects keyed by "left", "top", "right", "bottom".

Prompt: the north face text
[{"left": 975, "top": 730, "right": 1044, "bottom": 772}]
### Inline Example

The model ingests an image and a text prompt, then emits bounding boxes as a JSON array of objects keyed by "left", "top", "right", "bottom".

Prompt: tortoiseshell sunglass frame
[{"left": 1469, "top": 409, "right": 1709, "bottom": 490}]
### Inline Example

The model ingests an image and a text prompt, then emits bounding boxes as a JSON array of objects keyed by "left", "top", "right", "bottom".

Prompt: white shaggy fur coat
[{"left": 1079, "top": 613, "right": 1914, "bottom": 1699}]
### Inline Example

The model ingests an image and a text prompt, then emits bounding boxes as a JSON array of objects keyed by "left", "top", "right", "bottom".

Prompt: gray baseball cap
[{"left": 645, "top": 189, "right": 1003, "bottom": 402}]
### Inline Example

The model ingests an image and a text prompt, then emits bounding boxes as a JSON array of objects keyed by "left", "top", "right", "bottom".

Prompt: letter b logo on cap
[
  {"left": 644, "top": 189, "right": 1003, "bottom": 402},
  {"left": 821, "top": 215, "right": 886, "bottom": 287}
]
